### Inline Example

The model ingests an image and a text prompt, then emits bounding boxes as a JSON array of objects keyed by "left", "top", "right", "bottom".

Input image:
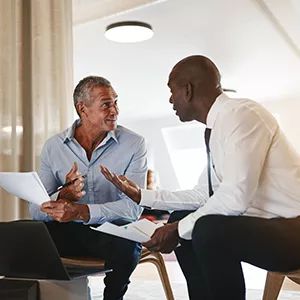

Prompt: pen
[{"left": 49, "top": 174, "right": 87, "bottom": 197}]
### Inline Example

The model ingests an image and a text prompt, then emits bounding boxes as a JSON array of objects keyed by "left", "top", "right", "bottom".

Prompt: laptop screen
[{"left": 0, "top": 220, "right": 108, "bottom": 280}]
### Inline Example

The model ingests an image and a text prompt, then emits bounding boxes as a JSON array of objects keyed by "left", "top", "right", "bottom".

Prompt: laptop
[{"left": 0, "top": 220, "right": 109, "bottom": 280}]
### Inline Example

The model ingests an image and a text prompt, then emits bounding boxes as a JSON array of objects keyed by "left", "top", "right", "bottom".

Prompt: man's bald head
[
  {"left": 168, "top": 55, "right": 223, "bottom": 124},
  {"left": 169, "top": 55, "right": 222, "bottom": 91}
]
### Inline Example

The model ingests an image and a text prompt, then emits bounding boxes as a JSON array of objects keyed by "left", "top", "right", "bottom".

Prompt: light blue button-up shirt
[{"left": 29, "top": 119, "right": 147, "bottom": 224}]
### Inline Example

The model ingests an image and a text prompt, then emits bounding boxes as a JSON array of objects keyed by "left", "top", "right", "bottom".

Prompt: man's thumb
[{"left": 73, "top": 162, "right": 78, "bottom": 172}]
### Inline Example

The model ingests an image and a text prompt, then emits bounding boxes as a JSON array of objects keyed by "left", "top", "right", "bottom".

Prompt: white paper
[
  {"left": 91, "top": 218, "right": 163, "bottom": 243},
  {"left": 0, "top": 171, "right": 50, "bottom": 205}
]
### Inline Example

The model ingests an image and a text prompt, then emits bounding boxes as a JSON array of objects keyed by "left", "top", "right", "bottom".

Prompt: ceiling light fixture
[{"left": 105, "top": 21, "right": 153, "bottom": 43}]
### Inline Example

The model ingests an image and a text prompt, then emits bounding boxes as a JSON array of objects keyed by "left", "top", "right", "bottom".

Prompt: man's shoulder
[
  {"left": 218, "top": 96, "right": 277, "bottom": 132},
  {"left": 43, "top": 127, "right": 70, "bottom": 148},
  {"left": 221, "top": 97, "right": 269, "bottom": 119},
  {"left": 115, "top": 125, "right": 145, "bottom": 144}
]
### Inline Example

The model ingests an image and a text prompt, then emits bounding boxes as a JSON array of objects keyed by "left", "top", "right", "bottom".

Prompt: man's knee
[
  {"left": 192, "top": 215, "right": 226, "bottom": 250},
  {"left": 112, "top": 238, "right": 142, "bottom": 260}
]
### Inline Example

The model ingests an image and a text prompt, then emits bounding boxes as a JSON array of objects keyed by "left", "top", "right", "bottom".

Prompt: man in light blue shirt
[{"left": 29, "top": 75, "right": 147, "bottom": 300}]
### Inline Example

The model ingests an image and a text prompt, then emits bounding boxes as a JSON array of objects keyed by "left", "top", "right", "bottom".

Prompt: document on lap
[
  {"left": 91, "top": 218, "right": 163, "bottom": 243},
  {"left": 0, "top": 171, "right": 50, "bottom": 205}
]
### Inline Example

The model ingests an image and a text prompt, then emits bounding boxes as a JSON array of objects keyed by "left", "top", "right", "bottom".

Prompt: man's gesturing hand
[
  {"left": 143, "top": 222, "right": 180, "bottom": 253},
  {"left": 99, "top": 165, "right": 141, "bottom": 204},
  {"left": 59, "top": 162, "right": 86, "bottom": 201}
]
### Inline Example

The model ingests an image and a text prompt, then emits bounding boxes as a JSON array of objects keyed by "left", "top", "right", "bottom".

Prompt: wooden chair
[
  {"left": 61, "top": 247, "right": 175, "bottom": 300},
  {"left": 262, "top": 270, "right": 300, "bottom": 300}
]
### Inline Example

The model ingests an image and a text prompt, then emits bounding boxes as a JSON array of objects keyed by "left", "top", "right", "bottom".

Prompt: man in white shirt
[{"left": 100, "top": 55, "right": 300, "bottom": 300}]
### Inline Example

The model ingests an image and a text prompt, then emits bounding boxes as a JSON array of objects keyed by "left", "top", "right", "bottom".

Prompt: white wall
[{"left": 263, "top": 97, "right": 300, "bottom": 151}]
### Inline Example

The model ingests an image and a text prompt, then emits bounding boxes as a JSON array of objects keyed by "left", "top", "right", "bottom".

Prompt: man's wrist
[{"left": 76, "top": 204, "right": 90, "bottom": 222}]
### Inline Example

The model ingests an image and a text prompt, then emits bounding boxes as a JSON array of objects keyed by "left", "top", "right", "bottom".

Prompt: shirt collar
[
  {"left": 63, "top": 119, "right": 119, "bottom": 144},
  {"left": 107, "top": 130, "right": 118, "bottom": 143},
  {"left": 64, "top": 119, "right": 80, "bottom": 142},
  {"left": 206, "top": 93, "right": 230, "bottom": 129}
]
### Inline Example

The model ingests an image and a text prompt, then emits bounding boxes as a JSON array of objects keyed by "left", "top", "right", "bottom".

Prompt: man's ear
[
  {"left": 76, "top": 102, "right": 87, "bottom": 118},
  {"left": 185, "top": 82, "right": 193, "bottom": 102}
]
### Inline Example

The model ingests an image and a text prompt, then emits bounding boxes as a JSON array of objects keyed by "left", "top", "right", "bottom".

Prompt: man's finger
[
  {"left": 101, "top": 170, "right": 111, "bottom": 181},
  {"left": 74, "top": 191, "right": 85, "bottom": 200},
  {"left": 73, "top": 176, "right": 84, "bottom": 185},
  {"left": 42, "top": 201, "right": 66, "bottom": 210},
  {"left": 67, "top": 162, "right": 76, "bottom": 176},
  {"left": 100, "top": 166, "right": 129, "bottom": 192},
  {"left": 117, "top": 175, "right": 134, "bottom": 188},
  {"left": 66, "top": 162, "right": 80, "bottom": 180},
  {"left": 41, "top": 200, "right": 56, "bottom": 208},
  {"left": 73, "top": 162, "right": 81, "bottom": 177},
  {"left": 47, "top": 208, "right": 65, "bottom": 214},
  {"left": 104, "top": 167, "right": 115, "bottom": 181},
  {"left": 111, "top": 173, "right": 127, "bottom": 190},
  {"left": 73, "top": 162, "right": 78, "bottom": 172},
  {"left": 78, "top": 182, "right": 84, "bottom": 191},
  {"left": 142, "top": 238, "right": 157, "bottom": 249},
  {"left": 74, "top": 181, "right": 84, "bottom": 191},
  {"left": 119, "top": 175, "right": 130, "bottom": 182},
  {"left": 100, "top": 166, "right": 113, "bottom": 181},
  {"left": 105, "top": 169, "right": 124, "bottom": 190}
]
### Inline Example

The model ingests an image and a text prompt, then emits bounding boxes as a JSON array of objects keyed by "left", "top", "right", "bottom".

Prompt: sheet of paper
[
  {"left": 91, "top": 218, "right": 163, "bottom": 243},
  {"left": 0, "top": 171, "right": 50, "bottom": 205}
]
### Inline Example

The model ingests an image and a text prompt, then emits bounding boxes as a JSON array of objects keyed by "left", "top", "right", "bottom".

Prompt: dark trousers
[
  {"left": 44, "top": 220, "right": 142, "bottom": 300},
  {"left": 168, "top": 211, "right": 300, "bottom": 300}
]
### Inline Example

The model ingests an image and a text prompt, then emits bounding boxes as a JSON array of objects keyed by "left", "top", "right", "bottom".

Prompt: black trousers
[
  {"left": 44, "top": 220, "right": 141, "bottom": 300},
  {"left": 168, "top": 211, "right": 300, "bottom": 300}
]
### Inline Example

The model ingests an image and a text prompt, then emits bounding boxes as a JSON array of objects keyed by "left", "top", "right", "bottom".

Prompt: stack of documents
[
  {"left": 0, "top": 172, "right": 49, "bottom": 205},
  {"left": 91, "top": 218, "right": 163, "bottom": 243}
]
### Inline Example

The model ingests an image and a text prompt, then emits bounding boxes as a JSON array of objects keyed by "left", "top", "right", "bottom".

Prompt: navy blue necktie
[{"left": 204, "top": 128, "right": 214, "bottom": 197}]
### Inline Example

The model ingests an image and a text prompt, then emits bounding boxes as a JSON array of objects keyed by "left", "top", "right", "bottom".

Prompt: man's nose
[
  {"left": 169, "top": 96, "right": 173, "bottom": 104},
  {"left": 110, "top": 104, "right": 119, "bottom": 114}
]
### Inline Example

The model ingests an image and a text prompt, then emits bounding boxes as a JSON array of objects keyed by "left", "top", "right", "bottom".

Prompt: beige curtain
[{"left": 0, "top": 0, "right": 74, "bottom": 221}]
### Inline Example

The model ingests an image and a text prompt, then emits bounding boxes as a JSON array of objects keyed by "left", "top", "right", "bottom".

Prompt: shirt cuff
[
  {"left": 178, "top": 210, "right": 204, "bottom": 240},
  {"left": 140, "top": 189, "right": 156, "bottom": 208},
  {"left": 84, "top": 204, "right": 101, "bottom": 225}
]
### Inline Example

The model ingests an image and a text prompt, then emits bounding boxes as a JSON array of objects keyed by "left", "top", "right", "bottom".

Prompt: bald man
[{"left": 100, "top": 55, "right": 300, "bottom": 300}]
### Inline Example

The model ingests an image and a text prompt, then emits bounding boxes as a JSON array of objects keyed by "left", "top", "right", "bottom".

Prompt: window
[{"left": 161, "top": 122, "right": 206, "bottom": 190}]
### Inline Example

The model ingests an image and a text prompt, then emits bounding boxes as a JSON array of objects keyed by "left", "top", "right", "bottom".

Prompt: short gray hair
[{"left": 73, "top": 76, "right": 112, "bottom": 114}]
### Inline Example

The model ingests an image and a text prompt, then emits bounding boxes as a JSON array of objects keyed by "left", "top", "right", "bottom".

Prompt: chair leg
[
  {"left": 140, "top": 252, "right": 175, "bottom": 300},
  {"left": 262, "top": 272, "right": 285, "bottom": 300}
]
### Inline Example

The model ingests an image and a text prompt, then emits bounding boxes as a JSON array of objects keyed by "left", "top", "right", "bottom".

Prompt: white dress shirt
[{"left": 140, "top": 93, "right": 300, "bottom": 239}]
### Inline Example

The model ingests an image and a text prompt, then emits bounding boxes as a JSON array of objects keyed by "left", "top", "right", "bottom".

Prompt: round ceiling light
[{"left": 105, "top": 21, "right": 154, "bottom": 43}]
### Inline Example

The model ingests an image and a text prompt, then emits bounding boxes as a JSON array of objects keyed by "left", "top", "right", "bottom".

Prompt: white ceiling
[
  {"left": 72, "top": 0, "right": 166, "bottom": 25},
  {"left": 72, "top": 0, "right": 300, "bottom": 123}
]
